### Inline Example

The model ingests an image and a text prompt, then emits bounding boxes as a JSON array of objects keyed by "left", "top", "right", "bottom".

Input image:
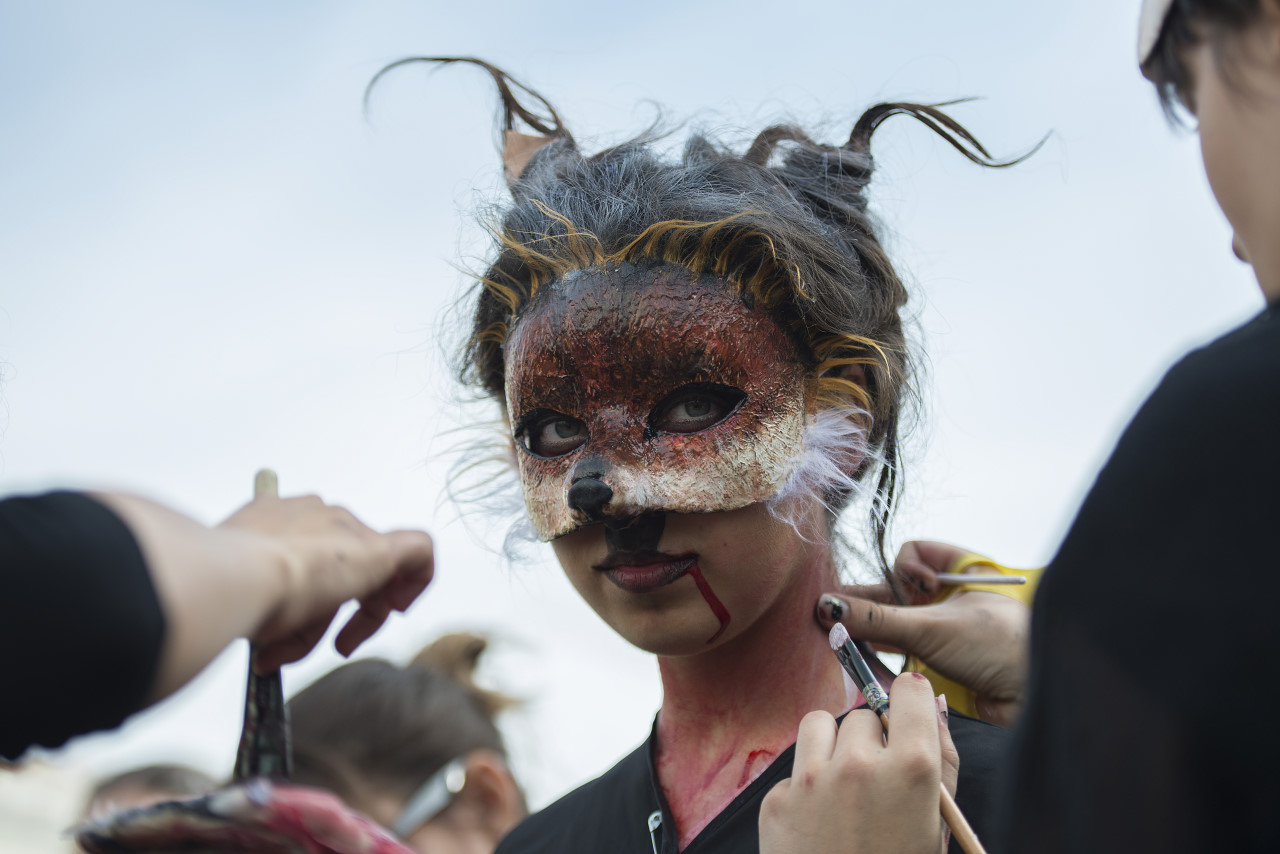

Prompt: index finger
[{"left": 382, "top": 530, "right": 435, "bottom": 611}]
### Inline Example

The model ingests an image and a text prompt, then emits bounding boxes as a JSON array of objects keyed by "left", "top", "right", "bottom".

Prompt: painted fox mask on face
[{"left": 503, "top": 263, "right": 809, "bottom": 541}]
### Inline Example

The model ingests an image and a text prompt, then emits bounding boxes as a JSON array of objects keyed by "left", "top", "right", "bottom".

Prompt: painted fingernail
[
  {"left": 936, "top": 694, "right": 949, "bottom": 721},
  {"left": 817, "top": 594, "right": 845, "bottom": 622}
]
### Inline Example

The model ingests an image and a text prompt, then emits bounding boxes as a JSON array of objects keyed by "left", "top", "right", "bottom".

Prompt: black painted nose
[{"left": 567, "top": 477, "right": 613, "bottom": 522}]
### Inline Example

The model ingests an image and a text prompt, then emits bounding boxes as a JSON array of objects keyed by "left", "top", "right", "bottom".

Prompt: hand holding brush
[{"left": 758, "top": 665, "right": 960, "bottom": 854}]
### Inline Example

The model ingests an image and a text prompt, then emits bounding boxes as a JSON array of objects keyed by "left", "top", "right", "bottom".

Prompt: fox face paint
[{"left": 503, "top": 263, "right": 808, "bottom": 540}]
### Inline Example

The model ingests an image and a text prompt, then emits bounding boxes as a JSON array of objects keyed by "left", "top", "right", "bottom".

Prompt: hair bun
[{"left": 412, "top": 632, "right": 519, "bottom": 718}]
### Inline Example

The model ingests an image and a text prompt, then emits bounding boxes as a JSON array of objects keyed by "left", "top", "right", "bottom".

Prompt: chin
[{"left": 604, "top": 607, "right": 729, "bottom": 657}]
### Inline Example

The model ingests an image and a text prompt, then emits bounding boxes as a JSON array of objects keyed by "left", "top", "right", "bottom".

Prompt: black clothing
[
  {"left": 1000, "top": 306, "right": 1280, "bottom": 853},
  {"left": 1, "top": 491, "right": 164, "bottom": 760},
  {"left": 498, "top": 710, "right": 1009, "bottom": 854}
]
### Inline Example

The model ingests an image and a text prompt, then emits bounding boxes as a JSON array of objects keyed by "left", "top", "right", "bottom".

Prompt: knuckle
[{"left": 898, "top": 747, "right": 937, "bottom": 783}]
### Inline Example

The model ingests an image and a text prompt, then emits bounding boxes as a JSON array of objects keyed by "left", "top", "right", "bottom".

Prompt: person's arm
[
  {"left": 95, "top": 491, "right": 434, "bottom": 701},
  {"left": 815, "top": 541, "right": 1031, "bottom": 725},
  {"left": 758, "top": 674, "right": 956, "bottom": 854},
  {"left": 0, "top": 489, "right": 432, "bottom": 760}
]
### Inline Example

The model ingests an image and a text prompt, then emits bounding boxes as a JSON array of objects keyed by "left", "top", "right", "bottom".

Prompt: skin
[
  {"left": 97, "top": 492, "right": 434, "bottom": 700},
  {"left": 1186, "top": 0, "right": 1280, "bottom": 302},
  {"left": 507, "top": 270, "right": 864, "bottom": 847},
  {"left": 759, "top": 675, "right": 957, "bottom": 854},
  {"left": 360, "top": 752, "right": 525, "bottom": 854},
  {"left": 763, "top": 7, "right": 1280, "bottom": 851},
  {"left": 818, "top": 541, "right": 1030, "bottom": 725}
]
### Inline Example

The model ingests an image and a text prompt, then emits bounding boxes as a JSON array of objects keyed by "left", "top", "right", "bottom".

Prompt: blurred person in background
[
  {"left": 80, "top": 764, "right": 216, "bottom": 819},
  {"left": 288, "top": 632, "right": 527, "bottom": 854}
]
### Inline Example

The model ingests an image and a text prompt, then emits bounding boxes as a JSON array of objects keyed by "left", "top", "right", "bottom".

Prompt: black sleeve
[
  {"left": 997, "top": 311, "right": 1280, "bottom": 853},
  {"left": 0, "top": 491, "right": 166, "bottom": 760}
]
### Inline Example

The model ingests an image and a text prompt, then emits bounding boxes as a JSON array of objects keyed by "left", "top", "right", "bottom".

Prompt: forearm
[{"left": 94, "top": 492, "right": 287, "bottom": 703}]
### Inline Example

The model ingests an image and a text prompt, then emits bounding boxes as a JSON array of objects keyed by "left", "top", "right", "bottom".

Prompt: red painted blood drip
[
  {"left": 737, "top": 749, "right": 776, "bottom": 788},
  {"left": 686, "top": 563, "right": 730, "bottom": 643}
]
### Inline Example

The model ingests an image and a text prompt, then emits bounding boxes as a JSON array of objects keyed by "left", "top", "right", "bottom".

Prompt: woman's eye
[
  {"left": 517, "top": 413, "right": 588, "bottom": 458},
  {"left": 650, "top": 384, "right": 746, "bottom": 435}
]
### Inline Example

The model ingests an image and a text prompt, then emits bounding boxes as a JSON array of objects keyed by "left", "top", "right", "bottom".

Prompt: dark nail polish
[{"left": 818, "top": 594, "right": 845, "bottom": 622}]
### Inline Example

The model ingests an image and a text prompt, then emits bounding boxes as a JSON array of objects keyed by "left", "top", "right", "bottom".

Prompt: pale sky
[{"left": 0, "top": 0, "right": 1264, "bottom": 832}]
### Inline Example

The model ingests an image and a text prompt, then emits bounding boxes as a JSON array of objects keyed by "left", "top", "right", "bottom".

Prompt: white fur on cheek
[{"left": 765, "top": 406, "right": 880, "bottom": 541}]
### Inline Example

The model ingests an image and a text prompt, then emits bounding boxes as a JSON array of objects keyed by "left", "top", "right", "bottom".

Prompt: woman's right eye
[{"left": 516, "top": 413, "right": 588, "bottom": 458}]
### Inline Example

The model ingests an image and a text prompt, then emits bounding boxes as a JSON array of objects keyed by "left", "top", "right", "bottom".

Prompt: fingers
[
  {"left": 332, "top": 531, "right": 434, "bottom": 656},
  {"left": 887, "top": 673, "right": 940, "bottom": 762},
  {"left": 793, "top": 710, "right": 839, "bottom": 776},
  {"left": 816, "top": 594, "right": 924, "bottom": 653},
  {"left": 254, "top": 609, "right": 337, "bottom": 673},
  {"left": 833, "top": 708, "right": 885, "bottom": 755},
  {"left": 935, "top": 695, "right": 960, "bottom": 800},
  {"left": 974, "top": 695, "right": 1021, "bottom": 727},
  {"left": 383, "top": 530, "right": 435, "bottom": 611}
]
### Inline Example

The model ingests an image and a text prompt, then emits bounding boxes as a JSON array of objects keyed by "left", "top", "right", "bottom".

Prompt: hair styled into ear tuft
[
  {"left": 365, "top": 55, "right": 570, "bottom": 140},
  {"left": 427, "top": 59, "right": 1034, "bottom": 583}
]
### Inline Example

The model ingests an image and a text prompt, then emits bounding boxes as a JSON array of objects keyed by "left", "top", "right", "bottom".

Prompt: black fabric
[
  {"left": 999, "top": 306, "right": 1280, "bottom": 853},
  {"left": 497, "top": 710, "right": 1009, "bottom": 854},
  {"left": 0, "top": 491, "right": 165, "bottom": 760}
]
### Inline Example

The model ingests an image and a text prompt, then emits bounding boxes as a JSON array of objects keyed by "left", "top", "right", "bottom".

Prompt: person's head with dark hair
[
  {"left": 83, "top": 764, "right": 216, "bottom": 818},
  {"left": 368, "top": 58, "right": 1028, "bottom": 590},
  {"left": 288, "top": 633, "right": 526, "bottom": 854},
  {"left": 371, "top": 58, "right": 1029, "bottom": 848},
  {"left": 1140, "top": 0, "right": 1271, "bottom": 115},
  {"left": 1138, "top": 0, "right": 1280, "bottom": 303}
]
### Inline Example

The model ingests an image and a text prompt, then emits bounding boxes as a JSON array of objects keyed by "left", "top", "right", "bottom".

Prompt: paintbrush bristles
[{"left": 829, "top": 622, "right": 851, "bottom": 651}]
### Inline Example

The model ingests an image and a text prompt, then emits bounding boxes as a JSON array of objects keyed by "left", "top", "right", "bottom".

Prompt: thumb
[{"left": 816, "top": 592, "right": 926, "bottom": 652}]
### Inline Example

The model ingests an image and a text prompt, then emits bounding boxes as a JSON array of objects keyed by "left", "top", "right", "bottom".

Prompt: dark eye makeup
[
  {"left": 515, "top": 409, "right": 589, "bottom": 458},
  {"left": 647, "top": 383, "right": 746, "bottom": 437}
]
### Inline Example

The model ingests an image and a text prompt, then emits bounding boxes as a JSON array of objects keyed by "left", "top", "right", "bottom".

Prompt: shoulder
[
  {"left": 1129, "top": 309, "right": 1280, "bottom": 449},
  {"left": 948, "top": 711, "right": 1011, "bottom": 784},
  {"left": 495, "top": 739, "right": 656, "bottom": 854},
  {"left": 945, "top": 712, "right": 1012, "bottom": 854},
  {"left": 1063, "top": 309, "right": 1280, "bottom": 554}
]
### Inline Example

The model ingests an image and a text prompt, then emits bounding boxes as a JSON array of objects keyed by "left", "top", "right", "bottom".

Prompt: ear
[
  {"left": 836, "top": 363, "right": 868, "bottom": 392},
  {"left": 455, "top": 751, "right": 526, "bottom": 842},
  {"left": 504, "top": 130, "right": 553, "bottom": 187}
]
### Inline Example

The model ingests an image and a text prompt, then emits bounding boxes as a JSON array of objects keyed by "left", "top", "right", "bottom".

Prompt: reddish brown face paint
[
  {"left": 504, "top": 263, "right": 809, "bottom": 540},
  {"left": 686, "top": 563, "right": 730, "bottom": 643}
]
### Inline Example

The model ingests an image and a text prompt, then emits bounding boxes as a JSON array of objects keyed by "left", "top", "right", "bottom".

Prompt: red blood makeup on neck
[{"left": 503, "top": 263, "right": 809, "bottom": 541}]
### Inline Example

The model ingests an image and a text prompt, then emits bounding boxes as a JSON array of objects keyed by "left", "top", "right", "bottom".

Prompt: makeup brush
[{"left": 829, "top": 623, "right": 987, "bottom": 854}]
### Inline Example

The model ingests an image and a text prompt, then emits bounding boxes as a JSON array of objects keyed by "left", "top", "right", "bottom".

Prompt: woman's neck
[{"left": 653, "top": 552, "right": 854, "bottom": 849}]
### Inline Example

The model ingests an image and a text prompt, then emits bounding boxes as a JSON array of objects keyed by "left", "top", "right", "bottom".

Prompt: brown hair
[
  {"left": 375, "top": 58, "right": 1028, "bottom": 577},
  {"left": 288, "top": 633, "right": 519, "bottom": 810},
  {"left": 1143, "top": 0, "right": 1267, "bottom": 116},
  {"left": 85, "top": 765, "right": 216, "bottom": 812}
]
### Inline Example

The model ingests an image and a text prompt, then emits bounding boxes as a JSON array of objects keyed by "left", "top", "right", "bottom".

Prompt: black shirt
[
  {"left": 999, "top": 306, "right": 1280, "bottom": 853},
  {"left": 498, "top": 710, "right": 1010, "bottom": 854},
  {"left": 0, "top": 491, "right": 165, "bottom": 760}
]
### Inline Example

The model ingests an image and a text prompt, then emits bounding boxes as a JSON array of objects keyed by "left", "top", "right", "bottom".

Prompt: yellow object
[{"left": 902, "top": 553, "right": 1043, "bottom": 720}]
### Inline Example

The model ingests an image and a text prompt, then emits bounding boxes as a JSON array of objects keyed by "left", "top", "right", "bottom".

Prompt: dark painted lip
[{"left": 594, "top": 553, "right": 697, "bottom": 594}]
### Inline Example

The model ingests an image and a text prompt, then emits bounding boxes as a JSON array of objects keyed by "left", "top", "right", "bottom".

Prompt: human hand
[
  {"left": 759, "top": 673, "right": 957, "bottom": 854},
  {"left": 219, "top": 495, "right": 434, "bottom": 671},
  {"left": 816, "top": 541, "right": 1029, "bottom": 725}
]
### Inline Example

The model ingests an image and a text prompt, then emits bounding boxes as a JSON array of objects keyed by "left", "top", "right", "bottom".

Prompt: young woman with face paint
[
  {"left": 377, "top": 57, "right": 1028, "bottom": 854},
  {"left": 759, "top": 2, "right": 1280, "bottom": 852}
]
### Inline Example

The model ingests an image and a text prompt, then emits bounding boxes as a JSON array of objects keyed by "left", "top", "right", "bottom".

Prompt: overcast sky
[{"left": 0, "top": 0, "right": 1264, "bottom": 818}]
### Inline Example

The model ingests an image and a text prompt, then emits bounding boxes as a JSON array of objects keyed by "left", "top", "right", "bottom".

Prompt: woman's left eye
[{"left": 650, "top": 384, "right": 746, "bottom": 435}]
